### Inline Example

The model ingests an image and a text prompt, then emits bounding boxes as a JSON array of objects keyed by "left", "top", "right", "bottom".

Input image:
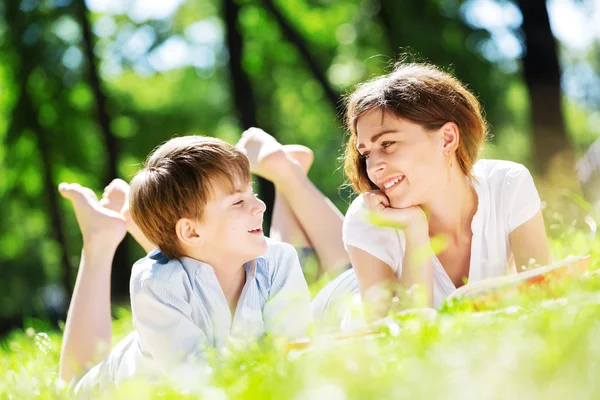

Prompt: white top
[
  {"left": 342, "top": 159, "right": 541, "bottom": 308},
  {"left": 74, "top": 239, "right": 313, "bottom": 394}
]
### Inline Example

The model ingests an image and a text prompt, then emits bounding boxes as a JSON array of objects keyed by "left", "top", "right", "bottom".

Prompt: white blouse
[{"left": 342, "top": 159, "right": 542, "bottom": 308}]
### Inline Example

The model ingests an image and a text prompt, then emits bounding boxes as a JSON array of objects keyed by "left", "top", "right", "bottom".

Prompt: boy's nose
[{"left": 252, "top": 196, "right": 266, "bottom": 215}]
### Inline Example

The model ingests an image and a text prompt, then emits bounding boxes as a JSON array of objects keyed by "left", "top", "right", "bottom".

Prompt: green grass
[{"left": 2, "top": 225, "right": 600, "bottom": 399}]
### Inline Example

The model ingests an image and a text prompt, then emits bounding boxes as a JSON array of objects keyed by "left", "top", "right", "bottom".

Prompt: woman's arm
[
  {"left": 349, "top": 191, "right": 434, "bottom": 321},
  {"left": 347, "top": 245, "right": 397, "bottom": 322},
  {"left": 509, "top": 210, "right": 551, "bottom": 271}
]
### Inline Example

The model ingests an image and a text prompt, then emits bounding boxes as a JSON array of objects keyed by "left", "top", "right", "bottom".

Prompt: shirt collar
[{"left": 176, "top": 254, "right": 268, "bottom": 279}]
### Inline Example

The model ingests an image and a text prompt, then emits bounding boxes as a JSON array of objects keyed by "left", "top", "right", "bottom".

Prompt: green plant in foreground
[{"left": 2, "top": 229, "right": 599, "bottom": 399}]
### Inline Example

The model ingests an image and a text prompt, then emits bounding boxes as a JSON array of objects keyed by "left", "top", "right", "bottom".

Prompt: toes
[
  {"left": 235, "top": 135, "right": 249, "bottom": 150},
  {"left": 58, "top": 183, "right": 96, "bottom": 204},
  {"left": 58, "top": 182, "right": 74, "bottom": 199},
  {"left": 102, "top": 179, "right": 129, "bottom": 206},
  {"left": 58, "top": 182, "right": 81, "bottom": 197},
  {"left": 111, "top": 178, "right": 130, "bottom": 191},
  {"left": 242, "top": 127, "right": 264, "bottom": 141},
  {"left": 241, "top": 128, "right": 259, "bottom": 140},
  {"left": 104, "top": 178, "right": 129, "bottom": 194}
]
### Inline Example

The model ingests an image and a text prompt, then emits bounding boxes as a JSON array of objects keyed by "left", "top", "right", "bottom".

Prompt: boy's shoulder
[
  {"left": 130, "top": 240, "right": 299, "bottom": 286},
  {"left": 130, "top": 250, "right": 194, "bottom": 287},
  {"left": 262, "top": 237, "right": 297, "bottom": 262},
  {"left": 259, "top": 238, "right": 299, "bottom": 276}
]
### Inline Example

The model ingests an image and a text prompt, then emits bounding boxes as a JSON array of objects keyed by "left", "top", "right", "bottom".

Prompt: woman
[{"left": 315, "top": 62, "right": 551, "bottom": 324}]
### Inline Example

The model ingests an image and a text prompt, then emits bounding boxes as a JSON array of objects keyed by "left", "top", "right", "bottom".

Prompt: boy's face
[{"left": 197, "top": 179, "right": 268, "bottom": 264}]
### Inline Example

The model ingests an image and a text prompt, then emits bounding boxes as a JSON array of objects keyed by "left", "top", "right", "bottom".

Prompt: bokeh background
[{"left": 1, "top": 0, "right": 599, "bottom": 336}]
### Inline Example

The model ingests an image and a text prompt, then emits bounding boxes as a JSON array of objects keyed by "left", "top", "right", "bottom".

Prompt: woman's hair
[{"left": 344, "top": 62, "right": 489, "bottom": 193}]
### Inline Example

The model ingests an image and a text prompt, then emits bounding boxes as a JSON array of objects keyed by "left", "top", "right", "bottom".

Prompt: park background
[
  {"left": 1, "top": 0, "right": 600, "bottom": 333},
  {"left": 1, "top": 1, "right": 600, "bottom": 396}
]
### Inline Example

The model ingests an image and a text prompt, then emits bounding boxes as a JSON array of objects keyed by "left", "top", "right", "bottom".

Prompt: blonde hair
[
  {"left": 344, "top": 62, "right": 488, "bottom": 193},
  {"left": 129, "top": 136, "right": 250, "bottom": 259}
]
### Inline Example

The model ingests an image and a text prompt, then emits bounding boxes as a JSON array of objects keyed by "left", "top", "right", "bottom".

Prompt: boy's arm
[
  {"left": 131, "top": 265, "right": 208, "bottom": 372},
  {"left": 262, "top": 243, "right": 314, "bottom": 338}
]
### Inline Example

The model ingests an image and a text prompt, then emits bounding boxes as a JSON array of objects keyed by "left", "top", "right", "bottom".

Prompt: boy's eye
[{"left": 233, "top": 200, "right": 244, "bottom": 206}]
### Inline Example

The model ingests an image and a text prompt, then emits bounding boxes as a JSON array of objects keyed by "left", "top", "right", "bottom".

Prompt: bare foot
[
  {"left": 100, "top": 179, "right": 156, "bottom": 253},
  {"left": 283, "top": 144, "right": 313, "bottom": 174},
  {"left": 59, "top": 183, "right": 127, "bottom": 247},
  {"left": 236, "top": 128, "right": 311, "bottom": 182},
  {"left": 99, "top": 178, "right": 129, "bottom": 213}
]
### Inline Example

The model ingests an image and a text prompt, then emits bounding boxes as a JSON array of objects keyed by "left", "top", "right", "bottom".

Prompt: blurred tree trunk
[
  {"left": 515, "top": 0, "right": 576, "bottom": 180},
  {"left": 76, "top": 0, "right": 130, "bottom": 300},
  {"left": 24, "top": 93, "right": 75, "bottom": 298},
  {"left": 378, "top": 0, "right": 405, "bottom": 51},
  {"left": 262, "top": 0, "right": 342, "bottom": 115},
  {"left": 5, "top": 3, "right": 74, "bottom": 296},
  {"left": 223, "top": 0, "right": 275, "bottom": 228}
]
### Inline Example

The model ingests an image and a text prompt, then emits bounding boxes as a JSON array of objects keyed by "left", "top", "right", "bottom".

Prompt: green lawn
[{"left": 2, "top": 229, "right": 600, "bottom": 399}]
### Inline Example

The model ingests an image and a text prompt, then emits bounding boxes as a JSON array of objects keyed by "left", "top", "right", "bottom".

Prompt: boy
[{"left": 58, "top": 136, "right": 313, "bottom": 393}]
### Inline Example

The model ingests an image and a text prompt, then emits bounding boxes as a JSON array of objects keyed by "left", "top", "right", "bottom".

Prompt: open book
[
  {"left": 288, "top": 255, "right": 591, "bottom": 351},
  {"left": 446, "top": 255, "right": 591, "bottom": 303}
]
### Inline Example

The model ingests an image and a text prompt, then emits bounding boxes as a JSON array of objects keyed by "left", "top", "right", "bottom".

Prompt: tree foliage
[{"left": 0, "top": 0, "right": 597, "bottom": 332}]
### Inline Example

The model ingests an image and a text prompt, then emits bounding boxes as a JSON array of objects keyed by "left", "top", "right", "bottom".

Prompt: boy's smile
[{"left": 194, "top": 179, "right": 268, "bottom": 266}]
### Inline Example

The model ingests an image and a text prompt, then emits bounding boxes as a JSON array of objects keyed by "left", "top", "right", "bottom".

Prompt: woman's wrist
[{"left": 404, "top": 215, "right": 429, "bottom": 243}]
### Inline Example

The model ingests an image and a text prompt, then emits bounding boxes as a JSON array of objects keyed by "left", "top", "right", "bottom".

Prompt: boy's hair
[
  {"left": 129, "top": 136, "right": 250, "bottom": 259},
  {"left": 344, "top": 62, "right": 488, "bottom": 193}
]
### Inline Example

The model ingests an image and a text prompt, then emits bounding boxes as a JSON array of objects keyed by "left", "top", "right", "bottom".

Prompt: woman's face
[{"left": 355, "top": 109, "right": 449, "bottom": 209}]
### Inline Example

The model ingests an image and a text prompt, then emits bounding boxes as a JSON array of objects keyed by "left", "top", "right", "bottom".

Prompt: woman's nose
[{"left": 366, "top": 155, "right": 386, "bottom": 178}]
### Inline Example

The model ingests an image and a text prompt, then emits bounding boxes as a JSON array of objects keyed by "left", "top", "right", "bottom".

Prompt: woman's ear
[
  {"left": 440, "top": 122, "right": 460, "bottom": 155},
  {"left": 175, "top": 218, "right": 204, "bottom": 248}
]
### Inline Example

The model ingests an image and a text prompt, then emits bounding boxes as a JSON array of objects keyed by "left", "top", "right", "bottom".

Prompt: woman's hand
[
  {"left": 363, "top": 191, "right": 428, "bottom": 239},
  {"left": 363, "top": 190, "right": 433, "bottom": 307}
]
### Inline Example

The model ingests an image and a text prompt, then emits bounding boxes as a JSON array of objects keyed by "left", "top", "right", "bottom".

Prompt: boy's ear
[
  {"left": 440, "top": 122, "right": 460, "bottom": 154},
  {"left": 175, "top": 218, "right": 204, "bottom": 247}
]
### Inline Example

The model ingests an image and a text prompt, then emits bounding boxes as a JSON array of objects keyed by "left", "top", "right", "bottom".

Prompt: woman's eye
[
  {"left": 359, "top": 152, "right": 370, "bottom": 160},
  {"left": 381, "top": 141, "right": 395, "bottom": 148}
]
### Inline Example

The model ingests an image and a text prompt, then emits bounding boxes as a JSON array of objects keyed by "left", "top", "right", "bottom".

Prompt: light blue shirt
[{"left": 74, "top": 239, "right": 313, "bottom": 393}]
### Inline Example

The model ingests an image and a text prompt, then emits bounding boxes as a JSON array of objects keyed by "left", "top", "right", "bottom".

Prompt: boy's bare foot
[
  {"left": 100, "top": 179, "right": 156, "bottom": 253},
  {"left": 236, "top": 128, "right": 313, "bottom": 181},
  {"left": 59, "top": 183, "right": 127, "bottom": 248},
  {"left": 99, "top": 178, "right": 129, "bottom": 214}
]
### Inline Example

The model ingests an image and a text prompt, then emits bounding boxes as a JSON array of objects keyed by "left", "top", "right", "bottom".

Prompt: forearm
[
  {"left": 360, "top": 278, "right": 398, "bottom": 322},
  {"left": 400, "top": 231, "right": 434, "bottom": 307},
  {"left": 59, "top": 242, "right": 116, "bottom": 382}
]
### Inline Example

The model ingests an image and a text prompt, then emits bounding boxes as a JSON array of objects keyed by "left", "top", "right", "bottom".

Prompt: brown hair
[
  {"left": 344, "top": 62, "right": 488, "bottom": 193},
  {"left": 129, "top": 136, "right": 250, "bottom": 259}
]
